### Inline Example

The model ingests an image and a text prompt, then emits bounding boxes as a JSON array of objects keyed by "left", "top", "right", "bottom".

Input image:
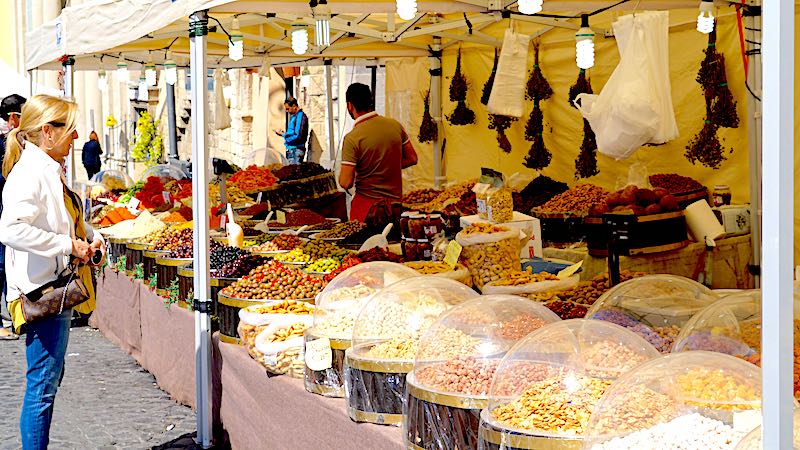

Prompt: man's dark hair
[
  {"left": 284, "top": 98, "right": 299, "bottom": 107},
  {"left": 346, "top": 83, "right": 373, "bottom": 113},
  {"left": 0, "top": 94, "right": 26, "bottom": 121}
]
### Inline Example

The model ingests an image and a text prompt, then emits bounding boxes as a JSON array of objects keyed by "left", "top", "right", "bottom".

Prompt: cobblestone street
[{"left": 0, "top": 326, "right": 198, "bottom": 449}]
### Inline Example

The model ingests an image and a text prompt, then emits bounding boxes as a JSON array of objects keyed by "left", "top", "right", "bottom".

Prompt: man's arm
[
  {"left": 400, "top": 126, "right": 418, "bottom": 169},
  {"left": 283, "top": 114, "right": 300, "bottom": 143},
  {"left": 339, "top": 163, "right": 356, "bottom": 190}
]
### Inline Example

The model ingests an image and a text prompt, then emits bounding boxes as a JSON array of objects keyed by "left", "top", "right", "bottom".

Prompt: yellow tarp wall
[{"left": 387, "top": 9, "right": 800, "bottom": 263}]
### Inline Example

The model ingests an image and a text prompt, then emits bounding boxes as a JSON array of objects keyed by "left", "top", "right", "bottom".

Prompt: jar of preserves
[
  {"left": 416, "top": 239, "right": 433, "bottom": 260},
  {"left": 712, "top": 185, "right": 732, "bottom": 207},
  {"left": 402, "top": 238, "right": 420, "bottom": 261},
  {"left": 408, "top": 214, "right": 427, "bottom": 240},
  {"left": 400, "top": 211, "right": 417, "bottom": 239},
  {"left": 423, "top": 214, "right": 444, "bottom": 239}
]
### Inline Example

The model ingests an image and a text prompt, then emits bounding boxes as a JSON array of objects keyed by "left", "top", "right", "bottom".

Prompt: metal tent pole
[
  {"left": 324, "top": 60, "right": 336, "bottom": 167},
  {"left": 167, "top": 82, "right": 179, "bottom": 160},
  {"left": 745, "top": 6, "right": 762, "bottom": 289},
  {"left": 761, "top": 0, "right": 794, "bottom": 447},
  {"left": 429, "top": 38, "right": 444, "bottom": 188},
  {"left": 188, "top": 10, "right": 213, "bottom": 450},
  {"left": 62, "top": 56, "right": 75, "bottom": 187}
]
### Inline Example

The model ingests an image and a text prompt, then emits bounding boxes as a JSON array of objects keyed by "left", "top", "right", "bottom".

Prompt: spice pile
[
  {"left": 221, "top": 261, "right": 326, "bottom": 300},
  {"left": 135, "top": 177, "right": 173, "bottom": 210},
  {"left": 274, "top": 162, "right": 329, "bottom": 181},
  {"left": 534, "top": 184, "right": 609, "bottom": 215},
  {"left": 268, "top": 209, "right": 327, "bottom": 227},
  {"left": 229, "top": 165, "right": 278, "bottom": 192},
  {"left": 513, "top": 175, "right": 570, "bottom": 214}
]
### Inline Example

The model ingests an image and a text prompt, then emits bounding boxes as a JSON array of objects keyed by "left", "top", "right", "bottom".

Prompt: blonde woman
[{"left": 0, "top": 94, "right": 105, "bottom": 450}]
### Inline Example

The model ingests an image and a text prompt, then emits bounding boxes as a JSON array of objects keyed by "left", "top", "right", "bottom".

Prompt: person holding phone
[
  {"left": 276, "top": 98, "right": 309, "bottom": 165},
  {"left": 0, "top": 94, "right": 105, "bottom": 450}
]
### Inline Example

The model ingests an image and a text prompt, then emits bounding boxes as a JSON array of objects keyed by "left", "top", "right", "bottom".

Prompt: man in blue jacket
[{"left": 277, "top": 98, "right": 309, "bottom": 165}]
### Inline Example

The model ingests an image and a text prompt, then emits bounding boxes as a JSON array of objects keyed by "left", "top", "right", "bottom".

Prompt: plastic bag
[
  {"left": 487, "top": 29, "right": 531, "bottom": 118},
  {"left": 255, "top": 315, "right": 314, "bottom": 377},
  {"left": 482, "top": 274, "right": 580, "bottom": 295},
  {"left": 487, "top": 186, "right": 513, "bottom": 223},
  {"left": 575, "top": 21, "right": 659, "bottom": 160},
  {"left": 213, "top": 69, "right": 232, "bottom": 130},
  {"left": 456, "top": 227, "right": 522, "bottom": 291}
]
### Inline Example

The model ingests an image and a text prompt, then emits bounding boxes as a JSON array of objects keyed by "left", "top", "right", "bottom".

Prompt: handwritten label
[
  {"left": 276, "top": 210, "right": 286, "bottom": 224},
  {"left": 443, "top": 240, "right": 463, "bottom": 269},
  {"left": 162, "top": 191, "right": 170, "bottom": 204},
  {"left": 305, "top": 337, "right": 333, "bottom": 371},
  {"left": 557, "top": 261, "right": 583, "bottom": 280}
]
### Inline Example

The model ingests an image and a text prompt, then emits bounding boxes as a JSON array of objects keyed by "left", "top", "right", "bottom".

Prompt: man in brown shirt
[{"left": 339, "top": 83, "right": 418, "bottom": 222}]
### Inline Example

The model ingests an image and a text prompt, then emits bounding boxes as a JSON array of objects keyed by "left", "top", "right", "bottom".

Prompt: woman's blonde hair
[{"left": 4, "top": 94, "right": 78, "bottom": 177}]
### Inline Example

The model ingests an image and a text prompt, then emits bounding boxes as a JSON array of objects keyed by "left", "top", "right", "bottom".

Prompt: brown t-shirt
[{"left": 341, "top": 112, "right": 409, "bottom": 200}]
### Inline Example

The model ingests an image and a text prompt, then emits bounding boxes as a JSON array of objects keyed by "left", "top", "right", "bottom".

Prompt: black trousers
[{"left": 85, "top": 164, "right": 101, "bottom": 181}]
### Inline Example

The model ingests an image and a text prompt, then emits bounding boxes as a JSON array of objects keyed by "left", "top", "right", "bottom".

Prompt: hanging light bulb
[
  {"left": 97, "top": 69, "right": 108, "bottom": 91},
  {"left": 396, "top": 0, "right": 417, "bottom": 21},
  {"left": 144, "top": 57, "right": 157, "bottom": 87},
  {"left": 116, "top": 59, "right": 128, "bottom": 79},
  {"left": 697, "top": 1, "right": 715, "bottom": 34},
  {"left": 300, "top": 67, "right": 311, "bottom": 88},
  {"left": 292, "top": 25, "right": 309, "bottom": 55},
  {"left": 137, "top": 75, "right": 149, "bottom": 101},
  {"left": 163, "top": 52, "right": 178, "bottom": 86},
  {"left": 575, "top": 14, "right": 595, "bottom": 70},
  {"left": 313, "top": 0, "right": 331, "bottom": 47},
  {"left": 229, "top": 17, "right": 244, "bottom": 61},
  {"left": 517, "top": 0, "right": 543, "bottom": 15}
]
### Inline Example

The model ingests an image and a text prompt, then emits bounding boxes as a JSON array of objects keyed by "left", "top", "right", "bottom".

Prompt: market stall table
[
  {"left": 89, "top": 268, "right": 144, "bottom": 364},
  {"left": 542, "top": 234, "right": 754, "bottom": 289}
]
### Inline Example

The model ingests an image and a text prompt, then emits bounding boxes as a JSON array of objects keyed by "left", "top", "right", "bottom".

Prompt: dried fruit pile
[
  {"left": 221, "top": 261, "right": 326, "bottom": 300},
  {"left": 589, "top": 185, "right": 681, "bottom": 217}
]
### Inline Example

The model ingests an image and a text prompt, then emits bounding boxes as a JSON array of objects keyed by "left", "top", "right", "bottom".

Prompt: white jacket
[{"left": 0, "top": 142, "right": 97, "bottom": 302}]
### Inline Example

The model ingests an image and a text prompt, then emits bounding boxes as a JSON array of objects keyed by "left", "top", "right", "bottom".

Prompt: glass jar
[
  {"left": 423, "top": 214, "right": 444, "bottom": 239},
  {"left": 408, "top": 215, "right": 427, "bottom": 240},
  {"left": 712, "top": 185, "right": 732, "bottom": 207},
  {"left": 417, "top": 239, "right": 433, "bottom": 260},
  {"left": 403, "top": 238, "right": 420, "bottom": 261},
  {"left": 400, "top": 211, "right": 417, "bottom": 239}
]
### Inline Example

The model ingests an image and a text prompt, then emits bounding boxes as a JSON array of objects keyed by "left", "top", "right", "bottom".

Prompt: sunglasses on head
[{"left": 47, "top": 121, "right": 66, "bottom": 128}]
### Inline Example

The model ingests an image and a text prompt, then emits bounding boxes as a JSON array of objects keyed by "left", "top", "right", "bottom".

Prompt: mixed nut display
[{"left": 221, "top": 261, "right": 326, "bottom": 300}]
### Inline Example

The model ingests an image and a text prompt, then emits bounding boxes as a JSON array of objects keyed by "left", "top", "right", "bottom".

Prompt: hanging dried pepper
[
  {"left": 569, "top": 70, "right": 599, "bottom": 179},
  {"left": 447, "top": 49, "right": 476, "bottom": 126},
  {"left": 418, "top": 90, "right": 438, "bottom": 143},
  {"left": 488, "top": 114, "right": 516, "bottom": 153},
  {"left": 523, "top": 101, "right": 551, "bottom": 170},
  {"left": 526, "top": 42, "right": 553, "bottom": 102},
  {"left": 481, "top": 48, "right": 500, "bottom": 106}
]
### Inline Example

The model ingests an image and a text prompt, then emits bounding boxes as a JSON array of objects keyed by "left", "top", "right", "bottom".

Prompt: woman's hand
[
  {"left": 71, "top": 239, "right": 92, "bottom": 263},
  {"left": 89, "top": 238, "right": 106, "bottom": 265}
]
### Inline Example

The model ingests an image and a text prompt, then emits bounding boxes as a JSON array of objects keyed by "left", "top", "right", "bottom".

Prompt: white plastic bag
[
  {"left": 575, "top": 22, "right": 659, "bottom": 160},
  {"left": 487, "top": 29, "right": 530, "bottom": 118},
  {"left": 214, "top": 69, "right": 232, "bottom": 130}
]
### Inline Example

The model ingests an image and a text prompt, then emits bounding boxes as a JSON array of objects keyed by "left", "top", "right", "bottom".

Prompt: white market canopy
[{"left": 26, "top": 0, "right": 704, "bottom": 71}]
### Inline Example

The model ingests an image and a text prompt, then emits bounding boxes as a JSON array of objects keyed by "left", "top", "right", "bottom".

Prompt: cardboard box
[{"left": 460, "top": 212, "right": 543, "bottom": 259}]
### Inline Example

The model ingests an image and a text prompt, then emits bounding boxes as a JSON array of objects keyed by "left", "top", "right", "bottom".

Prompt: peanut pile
[
  {"left": 493, "top": 315, "right": 549, "bottom": 341},
  {"left": 415, "top": 356, "right": 499, "bottom": 395},
  {"left": 266, "top": 322, "right": 309, "bottom": 343},
  {"left": 534, "top": 184, "right": 609, "bottom": 215},
  {"left": 491, "top": 373, "right": 611, "bottom": 435},
  {"left": 581, "top": 340, "right": 652, "bottom": 378}
]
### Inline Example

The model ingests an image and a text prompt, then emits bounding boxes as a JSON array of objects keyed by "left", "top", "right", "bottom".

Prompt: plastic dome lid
[
  {"left": 485, "top": 319, "right": 660, "bottom": 438},
  {"left": 350, "top": 277, "right": 478, "bottom": 362},
  {"left": 412, "top": 295, "right": 560, "bottom": 397},
  {"left": 92, "top": 170, "right": 133, "bottom": 190},
  {"left": 735, "top": 410, "right": 800, "bottom": 450},
  {"left": 139, "top": 164, "right": 188, "bottom": 182},
  {"left": 311, "top": 262, "right": 419, "bottom": 340},
  {"left": 584, "top": 351, "right": 767, "bottom": 450},
  {"left": 587, "top": 275, "right": 719, "bottom": 354}
]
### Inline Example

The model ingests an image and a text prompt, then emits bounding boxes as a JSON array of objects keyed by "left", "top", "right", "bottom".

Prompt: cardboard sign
[
  {"left": 557, "top": 261, "right": 583, "bottom": 280},
  {"left": 443, "top": 240, "right": 463, "bottom": 269}
]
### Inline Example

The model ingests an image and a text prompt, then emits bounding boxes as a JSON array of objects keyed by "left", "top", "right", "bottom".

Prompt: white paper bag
[
  {"left": 213, "top": 69, "right": 232, "bottom": 130},
  {"left": 487, "top": 29, "right": 530, "bottom": 118}
]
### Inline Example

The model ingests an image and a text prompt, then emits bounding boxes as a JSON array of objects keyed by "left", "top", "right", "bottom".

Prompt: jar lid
[
  {"left": 416, "top": 238, "right": 431, "bottom": 243},
  {"left": 401, "top": 211, "right": 417, "bottom": 218},
  {"left": 429, "top": 213, "right": 442, "bottom": 219},
  {"left": 713, "top": 185, "right": 730, "bottom": 190}
]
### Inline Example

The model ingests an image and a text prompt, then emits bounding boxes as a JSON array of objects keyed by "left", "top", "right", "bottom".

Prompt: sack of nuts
[
  {"left": 482, "top": 270, "right": 580, "bottom": 296},
  {"left": 254, "top": 315, "right": 314, "bottom": 377},
  {"left": 455, "top": 223, "right": 524, "bottom": 291}
]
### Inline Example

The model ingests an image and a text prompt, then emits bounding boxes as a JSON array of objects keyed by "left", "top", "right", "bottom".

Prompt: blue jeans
[
  {"left": 20, "top": 309, "right": 71, "bottom": 450},
  {"left": 286, "top": 147, "right": 306, "bottom": 165}
]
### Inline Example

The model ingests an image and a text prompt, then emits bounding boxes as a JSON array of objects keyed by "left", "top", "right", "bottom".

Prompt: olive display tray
[
  {"left": 405, "top": 374, "right": 488, "bottom": 450},
  {"left": 344, "top": 349, "right": 413, "bottom": 426},
  {"left": 303, "top": 328, "right": 351, "bottom": 398}
]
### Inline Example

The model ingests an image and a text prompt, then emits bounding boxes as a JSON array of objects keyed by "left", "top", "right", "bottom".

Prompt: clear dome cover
[
  {"left": 139, "top": 164, "right": 188, "bottom": 182},
  {"left": 587, "top": 275, "right": 719, "bottom": 353},
  {"left": 311, "top": 262, "right": 419, "bottom": 340},
  {"left": 92, "top": 170, "right": 133, "bottom": 191},
  {"left": 350, "top": 277, "right": 479, "bottom": 363},
  {"left": 735, "top": 410, "right": 800, "bottom": 450},
  {"left": 672, "top": 291, "right": 800, "bottom": 366},
  {"left": 485, "top": 319, "right": 660, "bottom": 439},
  {"left": 412, "top": 295, "right": 560, "bottom": 397},
  {"left": 584, "top": 351, "right": 767, "bottom": 450}
]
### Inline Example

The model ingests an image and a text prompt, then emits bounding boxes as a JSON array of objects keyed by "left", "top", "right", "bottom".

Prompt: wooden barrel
[
  {"left": 585, "top": 211, "right": 689, "bottom": 257},
  {"left": 155, "top": 256, "right": 192, "bottom": 294},
  {"left": 142, "top": 249, "right": 169, "bottom": 281},
  {"left": 107, "top": 237, "right": 129, "bottom": 267},
  {"left": 125, "top": 242, "right": 148, "bottom": 274},
  {"left": 303, "top": 328, "right": 352, "bottom": 398},
  {"left": 344, "top": 347, "right": 414, "bottom": 426},
  {"left": 673, "top": 187, "right": 709, "bottom": 209},
  {"left": 177, "top": 267, "right": 238, "bottom": 316},
  {"left": 477, "top": 410, "right": 584, "bottom": 450},
  {"left": 216, "top": 293, "right": 314, "bottom": 344}
]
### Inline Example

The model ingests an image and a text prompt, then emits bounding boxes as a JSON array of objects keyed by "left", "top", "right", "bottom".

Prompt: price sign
[
  {"left": 276, "top": 210, "right": 287, "bottom": 224},
  {"left": 127, "top": 197, "right": 140, "bottom": 214},
  {"left": 557, "top": 261, "right": 583, "bottom": 280},
  {"left": 162, "top": 191, "right": 170, "bottom": 203},
  {"left": 443, "top": 240, "right": 463, "bottom": 269},
  {"left": 305, "top": 337, "right": 333, "bottom": 371}
]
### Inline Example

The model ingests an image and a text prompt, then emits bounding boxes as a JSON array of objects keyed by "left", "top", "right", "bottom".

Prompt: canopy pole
[
  {"left": 188, "top": 10, "right": 214, "bottom": 450},
  {"left": 761, "top": 0, "right": 794, "bottom": 448},
  {"left": 62, "top": 56, "right": 75, "bottom": 187},
  {"left": 167, "top": 81, "right": 179, "bottom": 160},
  {"left": 325, "top": 60, "right": 336, "bottom": 167},
  {"left": 429, "top": 38, "right": 444, "bottom": 189},
  {"left": 745, "top": 10, "right": 761, "bottom": 289}
]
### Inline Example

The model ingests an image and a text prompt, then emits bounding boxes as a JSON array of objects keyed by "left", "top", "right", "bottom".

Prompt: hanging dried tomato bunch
[
  {"left": 685, "top": 120, "right": 727, "bottom": 169},
  {"left": 481, "top": 48, "right": 499, "bottom": 106},
  {"left": 696, "top": 28, "right": 739, "bottom": 128},
  {"left": 418, "top": 90, "right": 438, "bottom": 143},
  {"left": 526, "top": 42, "right": 552, "bottom": 101},
  {"left": 488, "top": 114, "right": 516, "bottom": 153},
  {"left": 523, "top": 101, "right": 551, "bottom": 169},
  {"left": 569, "top": 70, "right": 599, "bottom": 179},
  {"left": 447, "top": 49, "right": 476, "bottom": 126}
]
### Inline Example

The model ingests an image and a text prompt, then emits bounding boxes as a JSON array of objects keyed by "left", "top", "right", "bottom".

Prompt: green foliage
[
  {"left": 165, "top": 278, "right": 180, "bottom": 308},
  {"left": 148, "top": 274, "right": 158, "bottom": 290},
  {"left": 130, "top": 111, "right": 163, "bottom": 167},
  {"left": 133, "top": 263, "right": 144, "bottom": 280},
  {"left": 113, "top": 255, "right": 127, "bottom": 273}
]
